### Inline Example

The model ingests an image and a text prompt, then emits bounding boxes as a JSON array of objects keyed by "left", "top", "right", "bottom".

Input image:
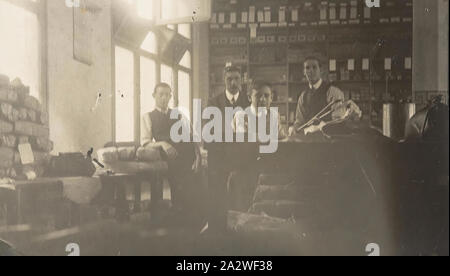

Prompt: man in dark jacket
[{"left": 204, "top": 64, "right": 250, "bottom": 233}]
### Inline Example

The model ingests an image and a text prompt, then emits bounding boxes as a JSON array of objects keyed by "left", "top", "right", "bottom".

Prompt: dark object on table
[
  {"left": 405, "top": 96, "right": 449, "bottom": 142},
  {"left": 46, "top": 152, "right": 96, "bottom": 177},
  {"left": 0, "top": 239, "right": 21, "bottom": 256}
]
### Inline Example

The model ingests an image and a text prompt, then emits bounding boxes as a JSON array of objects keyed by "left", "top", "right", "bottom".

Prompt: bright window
[
  {"left": 141, "top": 31, "right": 157, "bottom": 54},
  {"left": 115, "top": 46, "right": 135, "bottom": 142},
  {"left": 178, "top": 70, "right": 191, "bottom": 118},
  {"left": 0, "top": 0, "right": 39, "bottom": 99}
]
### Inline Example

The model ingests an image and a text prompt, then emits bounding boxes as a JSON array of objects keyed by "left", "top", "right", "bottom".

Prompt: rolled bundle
[
  {"left": 39, "top": 111, "right": 49, "bottom": 125},
  {"left": 6, "top": 167, "right": 16, "bottom": 178},
  {"left": 0, "top": 147, "right": 14, "bottom": 162},
  {"left": 29, "top": 136, "right": 54, "bottom": 152},
  {"left": 0, "top": 88, "right": 18, "bottom": 103},
  {"left": 0, "top": 135, "right": 16, "bottom": 148},
  {"left": 0, "top": 103, "right": 19, "bottom": 122},
  {"left": 33, "top": 151, "right": 51, "bottom": 166},
  {"left": 32, "top": 124, "right": 49, "bottom": 138},
  {"left": 97, "top": 147, "right": 119, "bottom": 164},
  {"left": 14, "top": 121, "right": 33, "bottom": 136},
  {"left": 0, "top": 120, "right": 13, "bottom": 133},
  {"left": 0, "top": 160, "right": 13, "bottom": 168},
  {"left": 117, "top": 147, "right": 137, "bottom": 161},
  {"left": 14, "top": 151, "right": 21, "bottom": 165},
  {"left": 0, "top": 75, "right": 9, "bottom": 87},
  {"left": 136, "top": 146, "right": 161, "bottom": 162},
  {"left": 27, "top": 109, "right": 37, "bottom": 122},
  {"left": 18, "top": 108, "right": 28, "bottom": 121},
  {"left": 23, "top": 95, "right": 41, "bottom": 112},
  {"left": 10, "top": 78, "right": 29, "bottom": 102}
]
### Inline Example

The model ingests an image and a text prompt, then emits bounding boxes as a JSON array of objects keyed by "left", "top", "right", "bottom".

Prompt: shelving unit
[{"left": 209, "top": 0, "right": 413, "bottom": 129}]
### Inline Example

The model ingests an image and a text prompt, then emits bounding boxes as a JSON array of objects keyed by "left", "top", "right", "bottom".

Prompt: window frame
[
  {"left": 0, "top": 0, "right": 47, "bottom": 111},
  {"left": 112, "top": 24, "right": 193, "bottom": 145}
]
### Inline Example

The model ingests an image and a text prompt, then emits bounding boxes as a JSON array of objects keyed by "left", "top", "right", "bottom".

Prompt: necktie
[{"left": 231, "top": 97, "right": 236, "bottom": 106}]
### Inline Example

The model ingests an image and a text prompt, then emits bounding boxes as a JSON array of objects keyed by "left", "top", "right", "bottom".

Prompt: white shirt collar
[
  {"left": 250, "top": 105, "right": 268, "bottom": 117},
  {"left": 226, "top": 90, "right": 239, "bottom": 104},
  {"left": 309, "top": 79, "right": 323, "bottom": 90}
]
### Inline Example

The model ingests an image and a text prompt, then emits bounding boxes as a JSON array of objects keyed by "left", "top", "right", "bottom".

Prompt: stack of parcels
[
  {"left": 0, "top": 75, "right": 53, "bottom": 180},
  {"left": 97, "top": 146, "right": 168, "bottom": 175}
]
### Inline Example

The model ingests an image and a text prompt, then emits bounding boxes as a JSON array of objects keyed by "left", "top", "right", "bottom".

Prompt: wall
[
  {"left": 413, "top": 0, "right": 449, "bottom": 94},
  {"left": 47, "top": 0, "right": 112, "bottom": 155},
  {"left": 192, "top": 22, "right": 210, "bottom": 106}
]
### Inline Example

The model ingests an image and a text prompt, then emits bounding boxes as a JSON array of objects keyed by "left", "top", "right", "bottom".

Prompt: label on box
[
  {"left": 278, "top": 22, "right": 288, "bottom": 27},
  {"left": 320, "top": 7, "right": 327, "bottom": 20},
  {"left": 348, "top": 59, "right": 355, "bottom": 71},
  {"left": 230, "top": 12, "right": 237, "bottom": 24},
  {"left": 218, "top": 13, "right": 225, "bottom": 24},
  {"left": 249, "top": 6, "right": 256, "bottom": 23},
  {"left": 330, "top": 7, "right": 336, "bottom": 20},
  {"left": 211, "top": 13, "right": 217, "bottom": 23},
  {"left": 340, "top": 5, "right": 347, "bottom": 19},
  {"left": 237, "top": 23, "right": 246, "bottom": 29},
  {"left": 292, "top": 8, "right": 299, "bottom": 22},
  {"left": 405, "top": 57, "right": 412, "bottom": 69},
  {"left": 250, "top": 24, "right": 257, "bottom": 38},
  {"left": 223, "top": 24, "right": 232, "bottom": 29},
  {"left": 18, "top": 143, "right": 34, "bottom": 165},
  {"left": 330, "top": 59, "right": 337, "bottom": 72},
  {"left": 279, "top": 6, "right": 286, "bottom": 22},
  {"left": 257, "top": 10, "right": 265, "bottom": 22},
  {"left": 264, "top": 7, "right": 271, "bottom": 23},
  {"left": 350, "top": 7, "right": 357, "bottom": 19},
  {"left": 362, "top": 58, "right": 370, "bottom": 70},
  {"left": 241, "top": 12, "right": 248, "bottom": 23},
  {"left": 384, "top": 58, "right": 392, "bottom": 70}
]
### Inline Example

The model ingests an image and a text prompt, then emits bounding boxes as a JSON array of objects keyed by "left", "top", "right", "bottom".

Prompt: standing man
[
  {"left": 290, "top": 57, "right": 349, "bottom": 135},
  {"left": 204, "top": 63, "right": 250, "bottom": 233}
]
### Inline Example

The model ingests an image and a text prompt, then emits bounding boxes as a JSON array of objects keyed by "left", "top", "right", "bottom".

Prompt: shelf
[{"left": 249, "top": 62, "right": 286, "bottom": 67}]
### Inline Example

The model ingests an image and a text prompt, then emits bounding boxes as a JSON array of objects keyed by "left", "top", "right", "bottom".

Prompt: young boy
[
  {"left": 141, "top": 83, "right": 201, "bottom": 220},
  {"left": 229, "top": 81, "right": 287, "bottom": 211},
  {"left": 233, "top": 81, "right": 287, "bottom": 140}
]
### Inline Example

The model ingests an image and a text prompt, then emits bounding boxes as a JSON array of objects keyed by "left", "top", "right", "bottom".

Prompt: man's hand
[
  {"left": 159, "top": 141, "right": 178, "bottom": 160},
  {"left": 288, "top": 126, "right": 296, "bottom": 136}
]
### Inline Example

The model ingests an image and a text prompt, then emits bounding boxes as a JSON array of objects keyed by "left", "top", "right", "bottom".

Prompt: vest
[
  {"left": 149, "top": 109, "right": 195, "bottom": 163},
  {"left": 301, "top": 82, "right": 332, "bottom": 124}
]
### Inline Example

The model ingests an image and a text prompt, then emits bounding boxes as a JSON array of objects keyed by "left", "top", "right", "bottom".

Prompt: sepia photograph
[{"left": 0, "top": 0, "right": 448, "bottom": 259}]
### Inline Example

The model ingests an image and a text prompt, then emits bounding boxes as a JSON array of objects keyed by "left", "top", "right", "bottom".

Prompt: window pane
[
  {"left": 0, "top": 1, "right": 39, "bottom": 99},
  {"left": 141, "top": 31, "right": 157, "bottom": 54},
  {"left": 137, "top": 0, "right": 153, "bottom": 20},
  {"left": 178, "top": 24, "right": 191, "bottom": 39},
  {"left": 178, "top": 70, "right": 191, "bottom": 118},
  {"left": 140, "top": 57, "right": 156, "bottom": 115},
  {"left": 115, "top": 46, "right": 134, "bottom": 142},
  {"left": 179, "top": 50, "right": 191, "bottom": 69},
  {"left": 161, "top": 64, "right": 174, "bottom": 108}
]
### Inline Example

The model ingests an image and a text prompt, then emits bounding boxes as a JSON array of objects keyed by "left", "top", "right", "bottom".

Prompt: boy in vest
[
  {"left": 141, "top": 83, "right": 201, "bottom": 221},
  {"left": 290, "top": 57, "right": 349, "bottom": 136}
]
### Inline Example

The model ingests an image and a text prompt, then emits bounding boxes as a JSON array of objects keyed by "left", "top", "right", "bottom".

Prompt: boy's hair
[
  {"left": 303, "top": 56, "right": 322, "bottom": 68},
  {"left": 249, "top": 81, "right": 273, "bottom": 96},
  {"left": 153, "top": 83, "right": 171, "bottom": 95},
  {"left": 223, "top": 64, "right": 241, "bottom": 75}
]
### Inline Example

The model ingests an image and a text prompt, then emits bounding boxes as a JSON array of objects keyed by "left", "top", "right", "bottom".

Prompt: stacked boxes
[{"left": 0, "top": 75, "right": 53, "bottom": 180}]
